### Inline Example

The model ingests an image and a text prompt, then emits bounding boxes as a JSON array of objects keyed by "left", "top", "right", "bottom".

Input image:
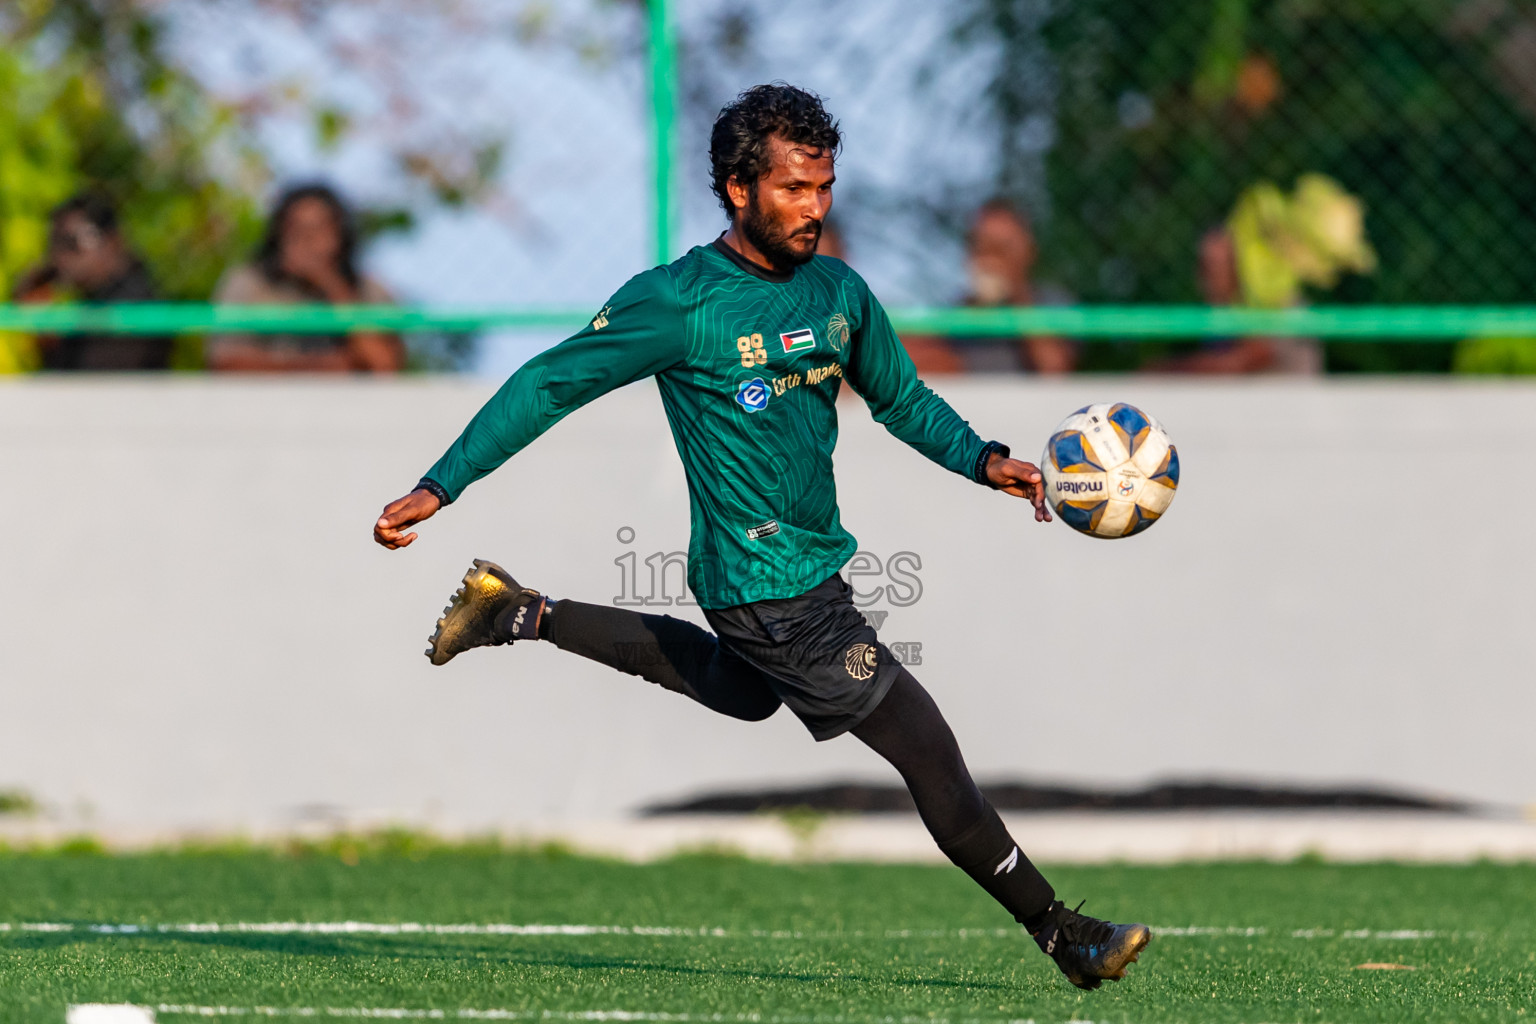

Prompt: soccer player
[{"left": 373, "top": 84, "right": 1150, "bottom": 990}]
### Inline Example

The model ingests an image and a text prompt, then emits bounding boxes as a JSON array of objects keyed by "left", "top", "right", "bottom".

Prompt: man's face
[
  {"left": 730, "top": 135, "right": 835, "bottom": 270},
  {"left": 49, "top": 212, "right": 125, "bottom": 290},
  {"left": 967, "top": 208, "right": 1036, "bottom": 305}
]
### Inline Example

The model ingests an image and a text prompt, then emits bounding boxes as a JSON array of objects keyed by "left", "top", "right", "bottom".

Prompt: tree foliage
[
  {"left": 0, "top": 0, "right": 624, "bottom": 371},
  {"left": 957, "top": 0, "right": 1536, "bottom": 369},
  {"left": 0, "top": 0, "right": 263, "bottom": 303}
]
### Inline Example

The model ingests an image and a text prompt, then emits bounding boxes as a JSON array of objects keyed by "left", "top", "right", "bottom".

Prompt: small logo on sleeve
[
  {"left": 591, "top": 306, "right": 611, "bottom": 330},
  {"left": 780, "top": 328, "right": 816, "bottom": 354},
  {"left": 745, "top": 520, "right": 779, "bottom": 541},
  {"left": 735, "top": 377, "right": 771, "bottom": 413}
]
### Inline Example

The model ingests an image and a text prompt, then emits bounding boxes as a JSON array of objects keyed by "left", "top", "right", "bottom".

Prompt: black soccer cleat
[
  {"left": 425, "top": 559, "right": 543, "bottom": 666},
  {"left": 1032, "top": 900, "right": 1151, "bottom": 990}
]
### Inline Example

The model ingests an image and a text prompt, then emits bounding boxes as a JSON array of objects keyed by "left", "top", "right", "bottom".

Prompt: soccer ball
[{"left": 1040, "top": 402, "right": 1180, "bottom": 539}]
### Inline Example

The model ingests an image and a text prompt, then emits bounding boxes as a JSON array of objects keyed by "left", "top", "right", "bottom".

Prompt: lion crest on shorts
[{"left": 844, "top": 642, "right": 878, "bottom": 681}]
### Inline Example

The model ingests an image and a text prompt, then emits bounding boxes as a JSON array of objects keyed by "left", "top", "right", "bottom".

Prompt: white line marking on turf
[
  {"left": 1146, "top": 926, "right": 1267, "bottom": 936},
  {"left": 1290, "top": 928, "right": 1438, "bottom": 939},
  {"left": 66, "top": 1006, "right": 158, "bottom": 1024},
  {"left": 144, "top": 1009, "right": 1107, "bottom": 1024},
  {"left": 19, "top": 920, "right": 1449, "bottom": 941}
]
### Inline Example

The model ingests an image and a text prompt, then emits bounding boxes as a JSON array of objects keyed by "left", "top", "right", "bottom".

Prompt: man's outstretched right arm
[{"left": 374, "top": 268, "right": 685, "bottom": 549}]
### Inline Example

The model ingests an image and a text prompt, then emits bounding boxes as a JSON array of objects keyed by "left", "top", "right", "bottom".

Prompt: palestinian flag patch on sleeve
[{"left": 780, "top": 328, "right": 816, "bottom": 354}]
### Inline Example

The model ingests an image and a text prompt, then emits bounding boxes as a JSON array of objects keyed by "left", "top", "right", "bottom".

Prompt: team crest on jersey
[
  {"left": 780, "top": 328, "right": 816, "bottom": 354},
  {"left": 827, "top": 313, "right": 850, "bottom": 353},
  {"left": 735, "top": 377, "right": 771, "bottom": 413}
]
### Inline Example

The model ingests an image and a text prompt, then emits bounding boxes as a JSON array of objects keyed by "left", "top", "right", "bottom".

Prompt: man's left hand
[{"left": 986, "top": 454, "right": 1053, "bottom": 523}]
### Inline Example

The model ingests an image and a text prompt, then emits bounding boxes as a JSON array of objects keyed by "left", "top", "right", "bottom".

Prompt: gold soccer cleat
[
  {"left": 425, "top": 559, "right": 542, "bottom": 666},
  {"left": 1033, "top": 900, "right": 1152, "bottom": 990}
]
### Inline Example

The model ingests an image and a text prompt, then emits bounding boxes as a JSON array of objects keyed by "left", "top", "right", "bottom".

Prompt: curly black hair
[
  {"left": 51, "top": 192, "right": 121, "bottom": 234},
  {"left": 709, "top": 83, "right": 842, "bottom": 214}
]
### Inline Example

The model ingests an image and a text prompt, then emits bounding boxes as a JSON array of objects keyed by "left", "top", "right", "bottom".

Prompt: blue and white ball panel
[
  {"left": 1046, "top": 430, "right": 1105, "bottom": 473},
  {"left": 1107, "top": 402, "right": 1153, "bottom": 457},
  {"left": 1124, "top": 502, "right": 1162, "bottom": 537},
  {"left": 1148, "top": 444, "right": 1180, "bottom": 489},
  {"left": 1040, "top": 402, "right": 1179, "bottom": 538},
  {"left": 1054, "top": 499, "right": 1109, "bottom": 534}
]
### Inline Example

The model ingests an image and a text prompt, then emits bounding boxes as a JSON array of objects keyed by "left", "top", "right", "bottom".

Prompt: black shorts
[{"left": 703, "top": 573, "right": 901, "bottom": 741}]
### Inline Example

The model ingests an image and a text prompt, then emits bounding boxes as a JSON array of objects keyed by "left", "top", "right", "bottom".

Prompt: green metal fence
[
  {"left": 4, "top": 0, "right": 1536, "bottom": 373},
  {"left": 4, "top": 303, "right": 1536, "bottom": 339}
]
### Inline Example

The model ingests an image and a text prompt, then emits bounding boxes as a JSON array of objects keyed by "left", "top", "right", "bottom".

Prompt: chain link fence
[
  {"left": 675, "top": 0, "right": 1536, "bottom": 372},
  {"left": 0, "top": 0, "right": 655, "bottom": 373},
  {"left": 3, "top": 0, "right": 1535, "bottom": 374}
]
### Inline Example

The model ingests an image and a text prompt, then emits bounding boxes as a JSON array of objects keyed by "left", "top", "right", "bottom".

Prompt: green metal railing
[
  {"left": 649, "top": 0, "right": 677, "bottom": 266},
  {"left": 2, "top": 304, "right": 1535, "bottom": 337}
]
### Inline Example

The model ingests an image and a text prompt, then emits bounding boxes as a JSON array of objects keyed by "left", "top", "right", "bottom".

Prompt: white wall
[{"left": 0, "top": 376, "right": 1530, "bottom": 832}]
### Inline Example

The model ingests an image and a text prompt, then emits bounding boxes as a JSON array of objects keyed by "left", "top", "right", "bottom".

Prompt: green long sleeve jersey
[{"left": 423, "top": 238, "right": 999, "bottom": 609}]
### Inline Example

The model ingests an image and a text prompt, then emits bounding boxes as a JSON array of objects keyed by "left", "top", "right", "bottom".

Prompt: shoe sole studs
[
  {"left": 1069, "top": 929, "right": 1150, "bottom": 988},
  {"left": 1105, "top": 930, "right": 1151, "bottom": 982},
  {"left": 424, "top": 562, "right": 486, "bottom": 665}
]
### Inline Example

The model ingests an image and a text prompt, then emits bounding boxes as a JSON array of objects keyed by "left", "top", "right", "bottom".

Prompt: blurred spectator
[
  {"left": 11, "top": 194, "right": 172, "bottom": 371},
  {"left": 900, "top": 199, "right": 1076, "bottom": 374},
  {"left": 209, "top": 184, "right": 402, "bottom": 372},
  {"left": 1153, "top": 227, "right": 1322, "bottom": 374},
  {"left": 816, "top": 220, "right": 961, "bottom": 377},
  {"left": 965, "top": 200, "right": 1076, "bottom": 374}
]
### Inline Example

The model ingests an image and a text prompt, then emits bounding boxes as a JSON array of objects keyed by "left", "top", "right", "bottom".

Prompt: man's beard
[{"left": 741, "top": 194, "right": 821, "bottom": 271}]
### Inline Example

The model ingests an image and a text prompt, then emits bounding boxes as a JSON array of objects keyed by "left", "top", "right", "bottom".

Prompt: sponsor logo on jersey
[
  {"left": 827, "top": 313, "right": 851, "bottom": 353},
  {"left": 780, "top": 328, "right": 816, "bottom": 354},
  {"left": 1055, "top": 479, "right": 1103, "bottom": 495},
  {"left": 844, "top": 642, "right": 878, "bottom": 681},
  {"left": 769, "top": 362, "right": 843, "bottom": 397},
  {"left": 591, "top": 305, "right": 611, "bottom": 330},
  {"left": 994, "top": 847, "right": 1020, "bottom": 875},
  {"left": 735, "top": 377, "right": 771, "bottom": 413},
  {"left": 745, "top": 520, "right": 779, "bottom": 541},
  {"left": 736, "top": 332, "right": 766, "bottom": 367}
]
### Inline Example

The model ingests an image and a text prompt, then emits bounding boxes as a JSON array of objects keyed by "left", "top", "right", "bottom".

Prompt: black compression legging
[
  {"left": 545, "top": 600, "right": 1056, "bottom": 927},
  {"left": 545, "top": 599, "right": 783, "bottom": 721},
  {"left": 850, "top": 668, "right": 995, "bottom": 850}
]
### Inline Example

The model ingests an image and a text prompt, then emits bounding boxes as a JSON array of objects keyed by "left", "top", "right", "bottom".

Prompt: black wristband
[
  {"left": 973, "top": 440, "right": 1011, "bottom": 487},
  {"left": 415, "top": 477, "right": 452, "bottom": 506}
]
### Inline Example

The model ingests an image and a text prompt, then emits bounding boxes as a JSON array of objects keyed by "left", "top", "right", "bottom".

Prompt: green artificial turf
[{"left": 0, "top": 836, "right": 1530, "bottom": 1024}]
